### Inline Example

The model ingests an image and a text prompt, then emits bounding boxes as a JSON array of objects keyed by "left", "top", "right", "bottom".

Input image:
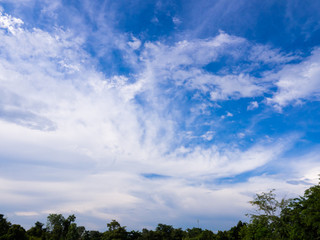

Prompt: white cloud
[
  {"left": 142, "top": 31, "right": 245, "bottom": 68},
  {"left": 201, "top": 131, "right": 215, "bottom": 141},
  {"left": 15, "top": 212, "right": 39, "bottom": 217},
  {"left": 0, "top": 0, "right": 35, "bottom": 5},
  {"left": 40, "top": 0, "right": 62, "bottom": 19},
  {"left": 238, "top": 132, "right": 245, "bottom": 138},
  {"left": 269, "top": 48, "right": 320, "bottom": 108},
  {"left": 0, "top": 11, "right": 23, "bottom": 34},
  {"left": 172, "top": 16, "right": 182, "bottom": 25},
  {"left": 138, "top": 33, "right": 266, "bottom": 113},
  {"left": 221, "top": 111, "right": 233, "bottom": 119},
  {"left": 159, "top": 137, "right": 292, "bottom": 180},
  {"left": 249, "top": 45, "right": 297, "bottom": 64},
  {"left": 127, "top": 36, "right": 141, "bottom": 50},
  {"left": 247, "top": 101, "right": 259, "bottom": 110}
]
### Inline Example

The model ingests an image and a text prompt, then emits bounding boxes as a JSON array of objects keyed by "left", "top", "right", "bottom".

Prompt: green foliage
[
  {"left": 216, "top": 230, "right": 230, "bottom": 240},
  {"left": 85, "top": 230, "right": 103, "bottom": 240},
  {"left": 281, "top": 180, "right": 320, "bottom": 239},
  {"left": 103, "top": 220, "right": 127, "bottom": 240},
  {"left": 127, "top": 230, "right": 141, "bottom": 240},
  {"left": 1, "top": 224, "right": 28, "bottom": 240},
  {"left": 243, "top": 189, "right": 291, "bottom": 239},
  {"left": 248, "top": 189, "right": 289, "bottom": 220},
  {"left": 156, "top": 223, "right": 175, "bottom": 239},
  {"left": 27, "top": 221, "right": 45, "bottom": 238},
  {"left": 171, "top": 227, "right": 185, "bottom": 240},
  {"left": 46, "top": 213, "right": 65, "bottom": 239},
  {"left": 242, "top": 179, "right": 320, "bottom": 240},
  {"left": 227, "top": 221, "right": 245, "bottom": 240},
  {"left": 45, "top": 213, "right": 77, "bottom": 240},
  {"left": 66, "top": 223, "right": 80, "bottom": 240},
  {"left": 185, "top": 227, "right": 203, "bottom": 239},
  {"left": 138, "top": 224, "right": 185, "bottom": 240},
  {"left": 0, "top": 214, "right": 11, "bottom": 237},
  {"left": 199, "top": 229, "right": 215, "bottom": 240},
  {"left": 139, "top": 228, "right": 161, "bottom": 240},
  {"left": 184, "top": 228, "right": 214, "bottom": 240}
]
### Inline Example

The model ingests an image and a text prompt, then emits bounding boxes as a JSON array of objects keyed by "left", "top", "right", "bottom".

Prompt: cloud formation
[
  {"left": 0, "top": 4, "right": 319, "bottom": 232},
  {"left": 269, "top": 48, "right": 320, "bottom": 108}
]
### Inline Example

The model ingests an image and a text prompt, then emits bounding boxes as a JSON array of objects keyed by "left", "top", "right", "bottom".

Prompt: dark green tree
[
  {"left": 153, "top": 223, "right": 185, "bottom": 240},
  {"left": 46, "top": 214, "right": 76, "bottom": 240},
  {"left": 65, "top": 223, "right": 80, "bottom": 240},
  {"left": 198, "top": 229, "right": 215, "bottom": 240},
  {"left": 63, "top": 215, "right": 76, "bottom": 238},
  {"left": 156, "top": 223, "right": 174, "bottom": 239},
  {"left": 46, "top": 214, "right": 65, "bottom": 239},
  {"left": 282, "top": 179, "right": 320, "bottom": 239},
  {"left": 140, "top": 228, "right": 161, "bottom": 240},
  {"left": 127, "top": 230, "right": 141, "bottom": 240},
  {"left": 171, "top": 227, "right": 185, "bottom": 240},
  {"left": 0, "top": 214, "right": 11, "bottom": 237},
  {"left": 227, "top": 221, "right": 245, "bottom": 240},
  {"left": 27, "top": 221, "right": 45, "bottom": 239},
  {"left": 2, "top": 224, "right": 28, "bottom": 240},
  {"left": 76, "top": 226, "right": 86, "bottom": 239},
  {"left": 216, "top": 230, "right": 228, "bottom": 240},
  {"left": 85, "top": 230, "right": 103, "bottom": 240},
  {"left": 185, "top": 227, "right": 203, "bottom": 239},
  {"left": 103, "top": 220, "right": 127, "bottom": 240}
]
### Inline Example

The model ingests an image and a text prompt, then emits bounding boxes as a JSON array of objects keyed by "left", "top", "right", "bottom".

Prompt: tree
[
  {"left": 243, "top": 189, "right": 290, "bottom": 239},
  {"left": 171, "top": 227, "right": 185, "bottom": 240},
  {"left": 103, "top": 220, "right": 127, "bottom": 240},
  {"left": 27, "top": 221, "right": 45, "bottom": 238},
  {"left": 63, "top": 215, "right": 76, "bottom": 238},
  {"left": 0, "top": 214, "right": 11, "bottom": 237},
  {"left": 140, "top": 228, "right": 161, "bottom": 240},
  {"left": 76, "top": 226, "right": 86, "bottom": 239},
  {"left": 227, "top": 221, "right": 246, "bottom": 240},
  {"left": 198, "top": 229, "right": 215, "bottom": 240},
  {"left": 85, "top": 230, "right": 103, "bottom": 240},
  {"left": 248, "top": 189, "right": 289, "bottom": 219},
  {"left": 156, "top": 223, "right": 174, "bottom": 239},
  {"left": 2, "top": 224, "right": 28, "bottom": 240},
  {"left": 282, "top": 179, "right": 320, "bottom": 239},
  {"left": 216, "top": 230, "right": 228, "bottom": 240},
  {"left": 65, "top": 223, "right": 80, "bottom": 240},
  {"left": 185, "top": 227, "right": 203, "bottom": 239},
  {"left": 127, "top": 230, "right": 141, "bottom": 240},
  {"left": 46, "top": 214, "right": 76, "bottom": 240},
  {"left": 46, "top": 214, "right": 65, "bottom": 239}
]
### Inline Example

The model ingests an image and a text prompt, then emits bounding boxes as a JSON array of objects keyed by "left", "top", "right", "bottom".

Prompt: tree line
[{"left": 0, "top": 179, "right": 319, "bottom": 240}]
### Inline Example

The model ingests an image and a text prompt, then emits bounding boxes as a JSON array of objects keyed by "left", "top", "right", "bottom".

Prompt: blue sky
[{"left": 0, "top": 0, "right": 320, "bottom": 231}]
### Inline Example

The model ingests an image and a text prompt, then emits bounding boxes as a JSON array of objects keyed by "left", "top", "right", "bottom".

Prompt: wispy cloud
[
  {"left": 0, "top": 5, "right": 319, "bottom": 231},
  {"left": 247, "top": 101, "right": 259, "bottom": 110},
  {"left": 0, "top": 11, "right": 23, "bottom": 34},
  {"left": 268, "top": 48, "right": 320, "bottom": 109}
]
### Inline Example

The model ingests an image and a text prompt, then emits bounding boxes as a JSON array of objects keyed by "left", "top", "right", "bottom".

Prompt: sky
[{"left": 0, "top": 0, "right": 320, "bottom": 232}]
